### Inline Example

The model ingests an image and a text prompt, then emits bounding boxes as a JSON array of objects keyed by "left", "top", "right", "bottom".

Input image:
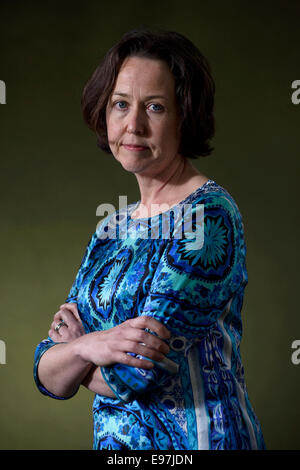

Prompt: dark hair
[{"left": 81, "top": 29, "right": 215, "bottom": 159}]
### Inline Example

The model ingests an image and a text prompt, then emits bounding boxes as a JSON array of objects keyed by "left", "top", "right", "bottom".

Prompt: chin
[
  {"left": 117, "top": 154, "right": 150, "bottom": 173},
  {"left": 120, "top": 163, "right": 146, "bottom": 174},
  {"left": 116, "top": 156, "right": 139, "bottom": 171}
]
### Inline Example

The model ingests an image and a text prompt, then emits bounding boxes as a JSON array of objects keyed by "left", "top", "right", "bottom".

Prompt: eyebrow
[{"left": 112, "top": 92, "right": 167, "bottom": 100}]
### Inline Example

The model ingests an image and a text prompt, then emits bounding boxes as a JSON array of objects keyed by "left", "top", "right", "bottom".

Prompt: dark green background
[{"left": 0, "top": 0, "right": 299, "bottom": 450}]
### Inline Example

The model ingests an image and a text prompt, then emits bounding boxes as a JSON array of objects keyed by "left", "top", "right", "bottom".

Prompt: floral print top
[{"left": 34, "top": 179, "right": 265, "bottom": 450}]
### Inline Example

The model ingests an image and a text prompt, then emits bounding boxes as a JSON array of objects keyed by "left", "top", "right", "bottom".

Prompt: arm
[
  {"left": 34, "top": 303, "right": 170, "bottom": 399},
  {"left": 34, "top": 302, "right": 115, "bottom": 398},
  {"left": 36, "top": 341, "right": 111, "bottom": 398},
  {"left": 101, "top": 193, "right": 248, "bottom": 401}
]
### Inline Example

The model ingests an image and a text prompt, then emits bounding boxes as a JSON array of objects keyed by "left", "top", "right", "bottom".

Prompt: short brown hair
[{"left": 81, "top": 29, "right": 215, "bottom": 159}]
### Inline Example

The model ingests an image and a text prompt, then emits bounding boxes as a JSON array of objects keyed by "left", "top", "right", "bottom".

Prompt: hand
[
  {"left": 49, "top": 302, "right": 85, "bottom": 343},
  {"left": 75, "top": 316, "right": 171, "bottom": 370}
]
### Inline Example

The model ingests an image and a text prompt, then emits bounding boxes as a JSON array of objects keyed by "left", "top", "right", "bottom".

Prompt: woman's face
[{"left": 106, "top": 56, "right": 182, "bottom": 177}]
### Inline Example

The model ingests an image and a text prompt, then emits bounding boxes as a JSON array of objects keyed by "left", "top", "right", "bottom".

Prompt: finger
[
  {"left": 53, "top": 305, "right": 78, "bottom": 324},
  {"left": 53, "top": 309, "right": 64, "bottom": 323},
  {"left": 48, "top": 328, "right": 63, "bottom": 343},
  {"left": 113, "top": 352, "right": 155, "bottom": 370},
  {"left": 50, "top": 321, "right": 76, "bottom": 342},
  {"left": 51, "top": 323, "right": 66, "bottom": 339},
  {"left": 53, "top": 309, "right": 84, "bottom": 334},
  {"left": 142, "top": 335, "right": 170, "bottom": 355},
  {"left": 57, "top": 309, "right": 78, "bottom": 327},
  {"left": 131, "top": 343, "right": 166, "bottom": 362},
  {"left": 129, "top": 316, "right": 171, "bottom": 339},
  {"left": 53, "top": 308, "right": 74, "bottom": 323},
  {"left": 124, "top": 327, "right": 170, "bottom": 355},
  {"left": 59, "top": 302, "right": 81, "bottom": 321},
  {"left": 120, "top": 340, "right": 165, "bottom": 362},
  {"left": 51, "top": 320, "right": 62, "bottom": 332}
]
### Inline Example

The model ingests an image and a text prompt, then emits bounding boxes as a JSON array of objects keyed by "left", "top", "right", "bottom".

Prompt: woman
[{"left": 34, "top": 29, "right": 265, "bottom": 450}]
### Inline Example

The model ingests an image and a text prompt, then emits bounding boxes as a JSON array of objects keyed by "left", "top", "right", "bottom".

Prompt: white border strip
[{"left": 188, "top": 346, "right": 209, "bottom": 449}]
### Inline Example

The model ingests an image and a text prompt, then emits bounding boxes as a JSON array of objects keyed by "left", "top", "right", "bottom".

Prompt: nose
[{"left": 126, "top": 106, "right": 146, "bottom": 135}]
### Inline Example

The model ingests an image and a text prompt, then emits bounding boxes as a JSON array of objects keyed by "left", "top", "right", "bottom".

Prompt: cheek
[
  {"left": 106, "top": 116, "right": 113, "bottom": 139},
  {"left": 106, "top": 119, "right": 119, "bottom": 145},
  {"left": 106, "top": 121, "right": 124, "bottom": 157},
  {"left": 106, "top": 109, "right": 117, "bottom": 137}
]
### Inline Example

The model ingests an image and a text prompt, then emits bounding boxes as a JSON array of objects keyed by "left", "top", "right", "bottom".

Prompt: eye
[
  {"left": 148, "top": 103, "right": 164, "bottom": 113},
  {"left": 114, "top": 101, "right": 128, "bottom": 110}
]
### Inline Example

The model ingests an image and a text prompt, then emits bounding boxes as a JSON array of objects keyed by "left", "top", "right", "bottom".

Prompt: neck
[{"left": 134, "top": 157, "right": 202, "bottom": 212}]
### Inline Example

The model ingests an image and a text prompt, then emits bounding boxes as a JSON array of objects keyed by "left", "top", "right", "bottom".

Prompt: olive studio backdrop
[{"left": 0, "top": 0, "right": 299, "bottom": 450}]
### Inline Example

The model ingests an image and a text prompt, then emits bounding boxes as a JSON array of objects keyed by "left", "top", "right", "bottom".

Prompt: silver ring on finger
[{"left": 55, "top": 320, "right": 68, "bottom": 333}]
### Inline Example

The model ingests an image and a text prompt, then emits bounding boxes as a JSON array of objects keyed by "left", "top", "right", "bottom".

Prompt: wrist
[{"left": 71, "top": 334, "right": 91, "bottom": 366}]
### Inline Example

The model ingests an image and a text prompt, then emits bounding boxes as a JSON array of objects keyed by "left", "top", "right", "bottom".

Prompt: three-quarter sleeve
[
  {"left": 33, "top": 338, "right": 76, "bottom": 399},
  {"left": 101, "top": 192, "right": 248, "bottom": 402},
  {"left": 33, "top": 230, "right": 99, "bottom": 399}
]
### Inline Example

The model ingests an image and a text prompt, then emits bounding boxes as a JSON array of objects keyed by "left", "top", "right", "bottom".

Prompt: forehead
[{"left": 113, "top": 56, "right": 175, "bottom": 96}]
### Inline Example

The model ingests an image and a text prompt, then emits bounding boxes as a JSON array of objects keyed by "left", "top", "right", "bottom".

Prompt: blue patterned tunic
[{"left": 34, "top": 179, "right": 265, "bottom": 450}]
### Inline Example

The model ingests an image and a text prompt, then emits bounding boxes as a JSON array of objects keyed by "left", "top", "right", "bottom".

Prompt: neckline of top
[{"left": 128, "top": 179, "right": 216, "bottom": 221}]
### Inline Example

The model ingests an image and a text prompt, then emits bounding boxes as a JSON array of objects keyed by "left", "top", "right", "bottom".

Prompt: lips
[{"left": 123, "top": 144, "right": 149, "bottom": 151}]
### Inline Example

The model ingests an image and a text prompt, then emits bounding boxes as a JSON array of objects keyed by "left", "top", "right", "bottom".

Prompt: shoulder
[
  {"left": 178, "top": 181, "right": 245, "bottom": 237},
  {"left": 168, "top": 181, "right": 247, "bottom": 271},
  {"left": 188, "top": 180, "right": 242, "bottom": 215},
  {"left": 161, "top": 183, "right": 247, "bottom": 286}
]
